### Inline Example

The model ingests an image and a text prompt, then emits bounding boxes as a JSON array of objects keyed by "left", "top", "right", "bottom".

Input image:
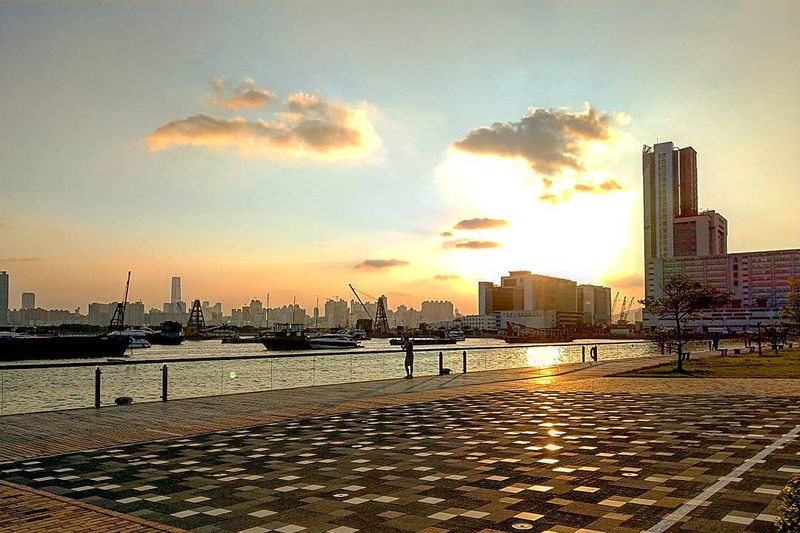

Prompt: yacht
[{"left": 108, "top": 329, "right": 151, "bottom": 349}]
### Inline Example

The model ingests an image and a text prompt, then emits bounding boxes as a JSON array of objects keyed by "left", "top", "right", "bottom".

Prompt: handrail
[{"left": 0, "top": 339, "right": 649, "bottom": 370}]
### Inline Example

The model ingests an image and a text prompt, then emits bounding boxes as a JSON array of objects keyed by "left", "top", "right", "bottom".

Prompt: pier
[{"left": 1, "top": 352, "right": 798, "bottom": 532}]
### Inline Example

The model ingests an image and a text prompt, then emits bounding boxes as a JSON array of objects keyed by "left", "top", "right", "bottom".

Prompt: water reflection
[{"left": 524, "top": 346, "right": 566, "bottom": 368}]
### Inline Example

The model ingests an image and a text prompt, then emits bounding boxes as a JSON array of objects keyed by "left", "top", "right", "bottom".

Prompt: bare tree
[
  {"left": 780, "top": 276, "right": 800, "bottom": 338},
  {"left": 640, "top": 274, "right": 730, "bottom": 372}
]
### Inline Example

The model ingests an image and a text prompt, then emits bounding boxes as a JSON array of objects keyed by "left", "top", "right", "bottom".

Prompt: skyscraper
[
  {"left": 642, "top": 141, "right": 699, "bottom": 262},
  {"left": 171, "top": 276, "right": 181, "bottom": 304},
  {"left": 21, "top": 292, "right": 35, "bottom": 310},
  {"left": 0, "top": 271, "right": 8, "bottom": 325}
]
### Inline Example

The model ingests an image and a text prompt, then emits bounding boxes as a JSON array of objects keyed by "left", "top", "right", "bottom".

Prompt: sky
[{"left": 1, "top": 1, "right": 798, "bottom": 315}]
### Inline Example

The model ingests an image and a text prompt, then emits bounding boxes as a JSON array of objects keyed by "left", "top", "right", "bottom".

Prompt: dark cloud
[
  {"left": 434, "top": 274, "right": 460, "bottom": 281},
  {"left": 149, "top": 90, "right": 378, "bottom": 160},
  {"left": 452, "top": 105, "right": 614, "bottom": 176},
  {"left": 354, "top": 258, "right": 410, "bottom": 269},
  {"left": 454, "top": 218, "right": 510, "bottom": 230},
  {"left": 443, "top": 240, "right": 501, "bottom": 250},
  {"left": 0, "top": 257, "right": 44, "bottom": 263},
  {"left": 439, "top": 231, "right": 453, "bottom": 237},
  {"left": 574, "top": 179, "right": 624, "bottom": 194}
]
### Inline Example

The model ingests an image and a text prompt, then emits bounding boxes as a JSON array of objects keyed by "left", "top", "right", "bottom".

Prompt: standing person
[{"left": 402, "top": 337, "right": 414, "bottom": 379}]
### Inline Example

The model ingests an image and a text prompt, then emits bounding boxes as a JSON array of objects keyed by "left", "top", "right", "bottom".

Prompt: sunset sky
[{"left": 1, "top": 1, "right": 798, "bottom": 315}]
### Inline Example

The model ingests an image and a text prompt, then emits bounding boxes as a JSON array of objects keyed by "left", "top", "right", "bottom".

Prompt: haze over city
[{"left": 1, "top": 1, "right": 798, "bottom": 314}]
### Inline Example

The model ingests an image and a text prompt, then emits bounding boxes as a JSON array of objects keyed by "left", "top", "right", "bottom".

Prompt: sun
[{"left": 436, "top": 150, "right": 636, "bottom": 285}]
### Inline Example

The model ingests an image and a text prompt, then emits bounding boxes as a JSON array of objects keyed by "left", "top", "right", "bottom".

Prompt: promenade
[{"left": 1, "top": 354, "right": 798, "bottom": 533}]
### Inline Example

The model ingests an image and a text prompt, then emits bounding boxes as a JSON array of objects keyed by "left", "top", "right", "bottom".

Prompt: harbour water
[{"left": 0, "top": 338, "right": 727, "bottom": 415}]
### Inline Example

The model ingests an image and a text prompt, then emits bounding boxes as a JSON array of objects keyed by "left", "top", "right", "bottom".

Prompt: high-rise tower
[
  {"left": 171, "top": 276, "right": 181, "bottom": 304},
  {"left": 0, "top": 271, "right": 8, "bottom": 325}
]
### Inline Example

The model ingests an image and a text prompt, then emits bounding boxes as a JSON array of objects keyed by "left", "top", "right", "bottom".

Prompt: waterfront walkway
[{"left": 1, "top": 353, "right": 798, "bottom": 532}]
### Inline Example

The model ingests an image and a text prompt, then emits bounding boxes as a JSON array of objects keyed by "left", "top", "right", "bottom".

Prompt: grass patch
[{"left": 613, "top": 347, "right": 800, "bottom": 378}]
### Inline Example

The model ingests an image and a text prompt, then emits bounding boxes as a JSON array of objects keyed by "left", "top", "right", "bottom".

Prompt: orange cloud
[
  {"left": 453, "top": 218, "right": 510, "bottom": 230},
  {"left": 0, "top": 257, "right": 44, "bottom": 263},
  {"left": 443, "top": 240, "right": 501, "bottom": 250},
  {"left": 434, "top": 274, "right": 460, "bottom": 281},
  {"left": 439, "top": 231, "right": 453, "bottom": 237},
  {"left": 208, "top": 78, "right": 279, "bottom": 110},
  {"left": 354, "top": 258, "right": 410, "bottom": 269},
  {"left": 148, "top": 91, "right": 379, "bottom": 161},
  {"left": 574, "top": 179, "right": 624, "bottom": 194}
]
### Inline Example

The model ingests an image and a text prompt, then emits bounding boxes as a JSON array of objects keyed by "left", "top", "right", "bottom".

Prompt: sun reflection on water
[{"left": 524, "top": 346, "right": 567, "bottom": 368}]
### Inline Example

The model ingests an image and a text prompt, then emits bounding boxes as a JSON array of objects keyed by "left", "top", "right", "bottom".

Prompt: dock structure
[{"left": 1, "top": 353, "right": 798, "bottom": 533}]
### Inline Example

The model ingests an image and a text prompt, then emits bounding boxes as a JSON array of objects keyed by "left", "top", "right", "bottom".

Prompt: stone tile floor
[{"left": 2, "top": 389, "right": 798, "bottom": 533}]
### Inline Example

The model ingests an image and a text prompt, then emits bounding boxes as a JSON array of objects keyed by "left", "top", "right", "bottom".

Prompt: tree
[
  {"left": 639, "top": 274, "right": 730, "bottom": 372},
  {"left": 780, "top": 276, "right": 800, "bottom": 337}
]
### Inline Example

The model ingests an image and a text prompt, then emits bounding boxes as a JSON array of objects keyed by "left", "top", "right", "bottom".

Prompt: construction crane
[
  {"left": 610, "top": 291, "right": 620, "bottom": 320},
  {"left": 620, "top": 296, "right": 635, "bottom": 324},
  {"left": 108, "top": 271, "right": 131, "bottom": 332},
  {"left": 617, "top": 296, "right": 628, "bottom": 324},
  {"left": 348, "top": 284, "right": 390, "bottom": 334}
]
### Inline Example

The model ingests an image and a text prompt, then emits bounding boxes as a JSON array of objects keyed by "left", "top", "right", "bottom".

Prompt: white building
[{"left": 461, "top": 314, "right": 498, "bottom": 331}]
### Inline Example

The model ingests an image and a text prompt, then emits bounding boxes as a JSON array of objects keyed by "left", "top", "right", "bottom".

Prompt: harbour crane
[
  {"left": 348, "top": 284, "right": 390, "bottom": 334},
  {"left": 621, "top": 296, "right": 635, "bottom": 324},
  {"left": 610, "top": 291, "right": 620, "bottom": 320},
  {"left": 617, "top": 296, "right": 628, "bottom": 324},
  {"left": 108, "top": 271, "right": 131, "bottom": 332}
]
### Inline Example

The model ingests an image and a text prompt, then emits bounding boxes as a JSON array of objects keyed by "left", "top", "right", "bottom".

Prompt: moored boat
[
  {"left": 388, "top": 337, "right": 457, "bottom": 346},
  {"left": 0, "top": 332, "right": 131, "bottom": 362},
  {"left": 145, "top": 321, "right": 184, "bottom": 345}
]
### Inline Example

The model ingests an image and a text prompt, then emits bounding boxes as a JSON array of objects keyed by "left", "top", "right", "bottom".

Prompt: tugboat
[
  {"left": 145, "top": 321, "right": 184, "bottom": 345},
  {"left": 261, "top": 323, "right": 312, "bottom": 350}
]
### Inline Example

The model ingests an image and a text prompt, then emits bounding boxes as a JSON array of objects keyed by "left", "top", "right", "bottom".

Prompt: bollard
[
  {"left": 582, "top": 346, "right": 586, "bottom": 363},
  {"left": 590, "top": 345, "right": 598, "bottom": 361},
  {"left": 438, "top": 351, "right": 444, "bottom": 375},
  {"left": 161, "top": 364, "right": 168, "bottom": 402},
  {"left": 462, "top": 351, "right": 467, "bottom": 373},
  {"left": 95, "top": 366, "right": 101, "bottom": 408},
  {"left": 708, "top": 340, "right": 712, "bottom": 351}
]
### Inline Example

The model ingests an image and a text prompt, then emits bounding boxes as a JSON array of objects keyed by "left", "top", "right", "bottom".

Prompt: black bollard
[
  {"left": 161, "top": 364, "right": 168, "bottom": 402},
  {"left": 582, "top": 346, "right": 586, "bottom": 363},
  {"left": 590, "top": 345, "right": 598, "bottom": 361},
  {"left": 462, "top": 351, "right": 467, "bottom": 373},
  {"left": 95, "top": 366, "right": 101, "bottom": 408},
  {"left": 438, "top": 351, "right": 443, "bottom": 375}
]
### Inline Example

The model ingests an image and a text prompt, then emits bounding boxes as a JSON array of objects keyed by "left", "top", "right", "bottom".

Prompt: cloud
[
  {"left": 439, "top": 231, "right": 453, "bottom": 237},
  {"left": 603, "top": 273, "right": 644, "bottom": 294},
  {"left": 0, "top": 257, "right": 44, "bottom": 263},
  {"left": 433, "top": 274, "right": 460, "bottom": 281},
  {"left": 148, "top": 89, "right": 379, "bottom": 161},
  {"left": 355, "top": 258, "right": 410, "bottom": 269},
  {"left": 443, "top": 240, "right": 502, "bottom": 250},
  {"left": 453, "top": 218, "right": 510, "bottom": 230},
  {"left": 0, "top": 221, "right": 11, "bottom": 230},
  {"left": 208, "top": 78, "right": 279, "bottom": 110},
  {"left": 453, "top": 104, "right": 615, "bottom": 177},
  {"left": 574, "top": 179, "right": 623, "bottom": 194}
]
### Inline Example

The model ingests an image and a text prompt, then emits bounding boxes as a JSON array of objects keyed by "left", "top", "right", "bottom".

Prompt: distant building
[
  {"left": 577, "top": 284, "right": 612, "bottom": 326},
  {"left": 0, "top": 271, "right": 8, "bottom": 325},
  {"left": 171, "top": 276, "right": 181, "bottom": 304},
  {"left": 478, "top": 271, "right": 577, "bottom": 315},
  {"left": 21, "top": 292, "right": 35, "bottom": 310},
  {"left": 642, "top": 141, "right": 800, "bottom": 331},
  {"left": 420, "top": 300, "right": 454, "bottom": 324},
  {"left": 324, "top": 298, "right": 349, "bottom": 328},
  {"left": 461, "top": 314, "right": 498, "bottom": 332}
]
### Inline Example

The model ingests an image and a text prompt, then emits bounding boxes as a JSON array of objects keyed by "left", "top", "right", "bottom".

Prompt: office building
[
  {"left": 21, "top": 292, "right": 35, "bottom": 310},
  {"left": 642, "top": 141, "right": 800, "bottom": 331},
  {"left": 0, "top": 271, "right": 8, "bottom": 325},
  {"left": 324, "top": 298, "right": 349, "bottom": 328},
  {"left": 479, "top": 271, "right": 577, "bottom": 315},
  {"left": 171, "top": 276, "right": 181, "bottom": 303},
  {"left": 577, "top": 284, "right": 612, "bottom": 325},
  {"left": 420, "top": 300, "right": 455, "bottom": 324}
]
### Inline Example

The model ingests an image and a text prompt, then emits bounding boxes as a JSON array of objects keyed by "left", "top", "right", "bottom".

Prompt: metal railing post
[
  {"left": 582, "top": 345, "right": 585, "bottom": 362},
  {"left": 462, "top": 351, "right": 467, "bottom": 373},
  {"left": 94, "top": 366, "right": 101, "bottom": 408},
  {"left": 161, "top": 364, "right": 168, "bottom": 402},
  {"left": 438, "top": 351, "right": 443, "bottom": 375}
]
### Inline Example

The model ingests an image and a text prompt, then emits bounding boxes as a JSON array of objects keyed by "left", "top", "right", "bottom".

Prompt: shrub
[{"left": 775, "top": 473, "right": 800, "bottom": 533}]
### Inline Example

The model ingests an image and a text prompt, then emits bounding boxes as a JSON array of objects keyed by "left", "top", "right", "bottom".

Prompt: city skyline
[{"left": 2, "top": 2, "right": 798, "bottom": 314}]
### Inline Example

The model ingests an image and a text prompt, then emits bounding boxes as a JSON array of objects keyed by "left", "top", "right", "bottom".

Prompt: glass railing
[{"left": 0, "top": 339, "right": 732, "bottom": 416}]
